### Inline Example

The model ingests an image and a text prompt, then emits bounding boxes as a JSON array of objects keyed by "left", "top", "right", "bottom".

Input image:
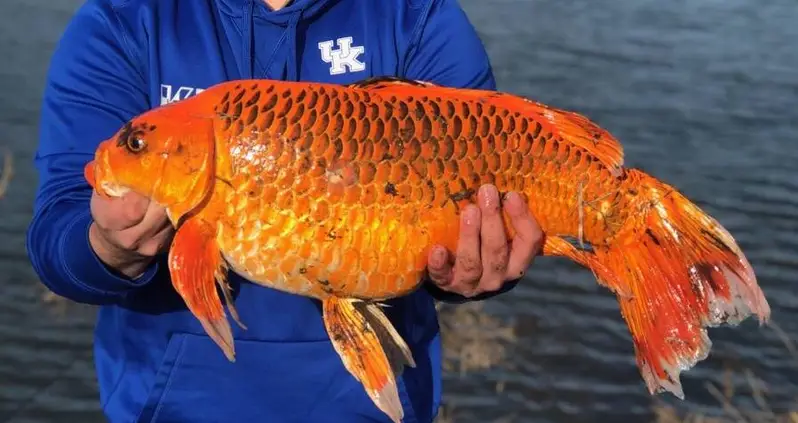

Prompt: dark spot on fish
[
  {"left": 532, "top": 121, "right": 542, "bottom": 138},
  {"left": 466, "top": 116, "right": 478, "bottom": 139},
  {"left": 245, "top": 90, "right": 261, "bottom": 107},
  {"left": 281, "top": 89, "right": 291, "bottom": 98},
  {"left": 303, "top": 109, "right": 317, "bottom": 131},
  {"left": 397, "top": 102, "right": 408, "bottom": 120},
  {"left": 245, "top": 105, "right": 258, "bottom": 126},
  {"left": 494, "top": 115, "right": 503, "bottom": 135},
  {"left": 299, "top": 267, "right": 307, "bottom": 274},
  {"left": 645, "top": 228, "right": 661, "bottom": 246},
  {"left": 449, "top": 188, "right": 475, "bottom": 202},
  {"left": 356, "top": 102, "right": 366, "bottom": 120},
  {"left": 420, "top": 116, "right": 432, "bottom": 142},
  {"left": 414, "top": 101, "right": 425, "bottom": 120},
  {"left": 149, "top": 125, "right": 157, "bottom": 131},
  {"left": 231, "top": 102, "right": 243, "bottom": 120},
  {"left": 290, "top": 103, "right": 304, "bottom": 124},
  {"left": 261, "top": 94, "right": 278, "bottom": 112},
  {"left": 559, "top": 236, "right": 595, "bottom": 253},
  {"left": 550, "top": 138, "right": 560, "bottom": 152},
  {"left": 234, "top": 120, "right": 244, "bottom": 137},
  {"left": 628, "top": 188, "right": 638, "bottom": 196},
  {"left": 277, "top": 98, "right": 293, "bottom": 118},
  {"left": 701, "top": 228, "right": 732, "bottom": 252},
  {"left": 373, "top": 119, "right": 385, "bottom": 140},
  {"left": 428, "top": 101, "right": 440, "bottom": 118},
  {"left": 451, "top": 116, "right": 463, "bottom": 138},
  {"left": 221, "top": 92, "right": 230, "bottom": 104},
  {"left": 296, "top": 90, "right": 307, "bottom": 103},
  {"left": 343, "top": 100, "right": 354, "bottom": 117},
  {"left": 307, "top": 91, "right": 319, "bottom": 109},
  {"left": 332, "top": 97, "right": 341, "bottom": 114},
  {"left": 401, "top": 117, "right": 415, "bottom": 140},
  {"left": 331, "top": 114, "right": 344, "bottom": 138},
  {"left": 319, "top": 94, "right": 331, "bottom": 114},
  {"left": 384, "top": 182, "right": 399, "bottom": 196},
  {"left": 116, "top": 121, "right": 133, "bottom": 148},
  {"left": 275, "top": 116, "right": 287, "bottom": 136},
  {"left": 444, "top": 101, "right": 455, "bottom": 118},
  {"left": 232, "top": 89, "right": 246, "bottom": 104}
]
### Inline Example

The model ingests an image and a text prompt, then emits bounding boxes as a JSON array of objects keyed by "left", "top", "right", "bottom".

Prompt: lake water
[{"left": 1, "top": 0, "right": 796, "bottom": 422}]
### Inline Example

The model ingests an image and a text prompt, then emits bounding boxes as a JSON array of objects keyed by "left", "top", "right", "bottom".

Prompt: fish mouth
[
  {"left": 99, "top": 181, "right": 131, "bottom": 198},
  {"left": 85, "top": 159, "right": 130, "bottom": 198}
]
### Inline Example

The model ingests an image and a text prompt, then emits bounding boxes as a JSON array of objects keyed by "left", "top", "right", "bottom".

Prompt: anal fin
[
  {"left": 168, "top": 217, "right": 245, "bottom": 362},
  {"left": 322, "top": 297, "right": 415, "bottom": 423}
]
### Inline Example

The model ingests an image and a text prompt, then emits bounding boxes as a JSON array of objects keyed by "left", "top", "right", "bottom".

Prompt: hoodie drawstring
[
  {"left": 285, "top": 7, "right": 304, "bottom": 81},
  {"left": 242, "top": 0, "right": 255, "bottom": 78}
]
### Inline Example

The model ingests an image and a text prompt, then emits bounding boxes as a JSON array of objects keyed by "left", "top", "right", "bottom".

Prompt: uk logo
[
  {"left": 160, "top": 84, "right": 205, "bottom": 105},
  {"left": 318, "top": 36, "right": 366, "bottom": 75}
]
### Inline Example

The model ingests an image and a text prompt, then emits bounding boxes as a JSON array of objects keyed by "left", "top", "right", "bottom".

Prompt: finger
[
  {"left": 116, "top": 201, "right": 172, "bottom": 250},
  {"left": 91, "top": 191, "right": 150, "bottom": 231},
  {"left": 426, "top": 245, "right": 453, "bottom": 286},
  {"left": 448, "top": 204, "right": 483, "bottom": 294},
  {"left": 137, "top": 223, "right": 176, "bottom": 257},
  {"left": 503, "top": 192, "right": 544, "bottom": 280},
  {"left": 476, "top": 184, "right": 510, "bottom": 292}
]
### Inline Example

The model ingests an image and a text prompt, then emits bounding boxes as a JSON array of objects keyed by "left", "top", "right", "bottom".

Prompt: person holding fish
[{"left": 26, "top": 0, "right": 545, "bottom": 422}]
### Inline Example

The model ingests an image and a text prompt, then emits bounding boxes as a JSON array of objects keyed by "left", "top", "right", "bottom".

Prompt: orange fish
[{"left": 84, "top": 76, "right": 770, "bottom": 422}]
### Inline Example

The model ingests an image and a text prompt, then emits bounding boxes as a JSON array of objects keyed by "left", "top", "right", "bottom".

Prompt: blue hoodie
[{"left": 27, "top": 0, "right": 516, "bottom": 421}]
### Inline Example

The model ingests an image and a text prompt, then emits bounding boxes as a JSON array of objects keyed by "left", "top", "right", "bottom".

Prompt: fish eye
[{"left": 126, "top": 136, "right": 146, "bottom": 153}]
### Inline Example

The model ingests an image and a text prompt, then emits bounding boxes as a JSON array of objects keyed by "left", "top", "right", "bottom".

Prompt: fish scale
[
  {"left": 85, "top": 76, "right": 770, "bottom": 423},
  {"left": 208, "top": 80, "right": 627, "bottom": 301}
]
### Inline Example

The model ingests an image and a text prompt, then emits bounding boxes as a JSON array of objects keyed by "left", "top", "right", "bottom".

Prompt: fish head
[{"left": 85, "top": 108, "right": 217, "bottom": 225}]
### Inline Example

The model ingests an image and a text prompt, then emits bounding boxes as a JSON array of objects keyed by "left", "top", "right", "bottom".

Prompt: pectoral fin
[
  {"left": 168, "top": 217, "right": 246, "bottom": 362},
  {"left": 322, "top": 297, "right": 415, "bottom": 423}
]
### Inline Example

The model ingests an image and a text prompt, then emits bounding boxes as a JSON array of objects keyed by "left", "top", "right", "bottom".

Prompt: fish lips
[{"left": 84, "top": 154, "right": 130, "bottom": 199}]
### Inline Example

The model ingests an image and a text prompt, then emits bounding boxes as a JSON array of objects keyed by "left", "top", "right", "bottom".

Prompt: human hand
[
  {"left": 426, "top": 184, "right": 543, "bottom": 297},
  {"left": 88, "top": 190, "right": 174, "bottom": 279}
]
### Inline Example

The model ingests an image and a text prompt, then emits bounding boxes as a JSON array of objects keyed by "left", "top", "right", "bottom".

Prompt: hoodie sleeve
[
  {"left": 26, "top": 0, "right": 161, "bottom": 305},
  {"left": 403, "top": 0, "right": 521, "bottom": 303}
]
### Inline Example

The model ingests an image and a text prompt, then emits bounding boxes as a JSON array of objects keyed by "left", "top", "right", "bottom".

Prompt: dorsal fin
[{"left": 348, "top": 76, "right": 438, "bottom": 90}]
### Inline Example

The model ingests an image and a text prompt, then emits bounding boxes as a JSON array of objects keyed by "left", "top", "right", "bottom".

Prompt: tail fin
[{"left": 577, "top": 169, "right": 770, "bottom": 398}]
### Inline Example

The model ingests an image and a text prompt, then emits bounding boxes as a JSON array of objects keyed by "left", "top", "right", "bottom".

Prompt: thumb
[{"left": 426, "top": 245, "right": 453, "bottom": 287}]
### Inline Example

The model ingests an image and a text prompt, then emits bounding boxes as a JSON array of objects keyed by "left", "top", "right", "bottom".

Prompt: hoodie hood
[{"left": 217, "top": 0, "right": 334, "bottom": 80}]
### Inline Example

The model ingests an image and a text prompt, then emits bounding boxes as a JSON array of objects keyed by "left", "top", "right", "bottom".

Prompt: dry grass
[
  {"left": 434, "top": 301, "right": 518, "bottom": 423},
  {"left": 436, "top": 301, "right": 517, "bottom": 375},
  {"left": 0, "top": 148, "right": 13, "bottom": 198}
]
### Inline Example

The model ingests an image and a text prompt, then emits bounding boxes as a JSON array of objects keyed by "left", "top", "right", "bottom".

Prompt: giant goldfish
[{"left": 84, "top": 76, "right": 770, "bottom": 423}]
